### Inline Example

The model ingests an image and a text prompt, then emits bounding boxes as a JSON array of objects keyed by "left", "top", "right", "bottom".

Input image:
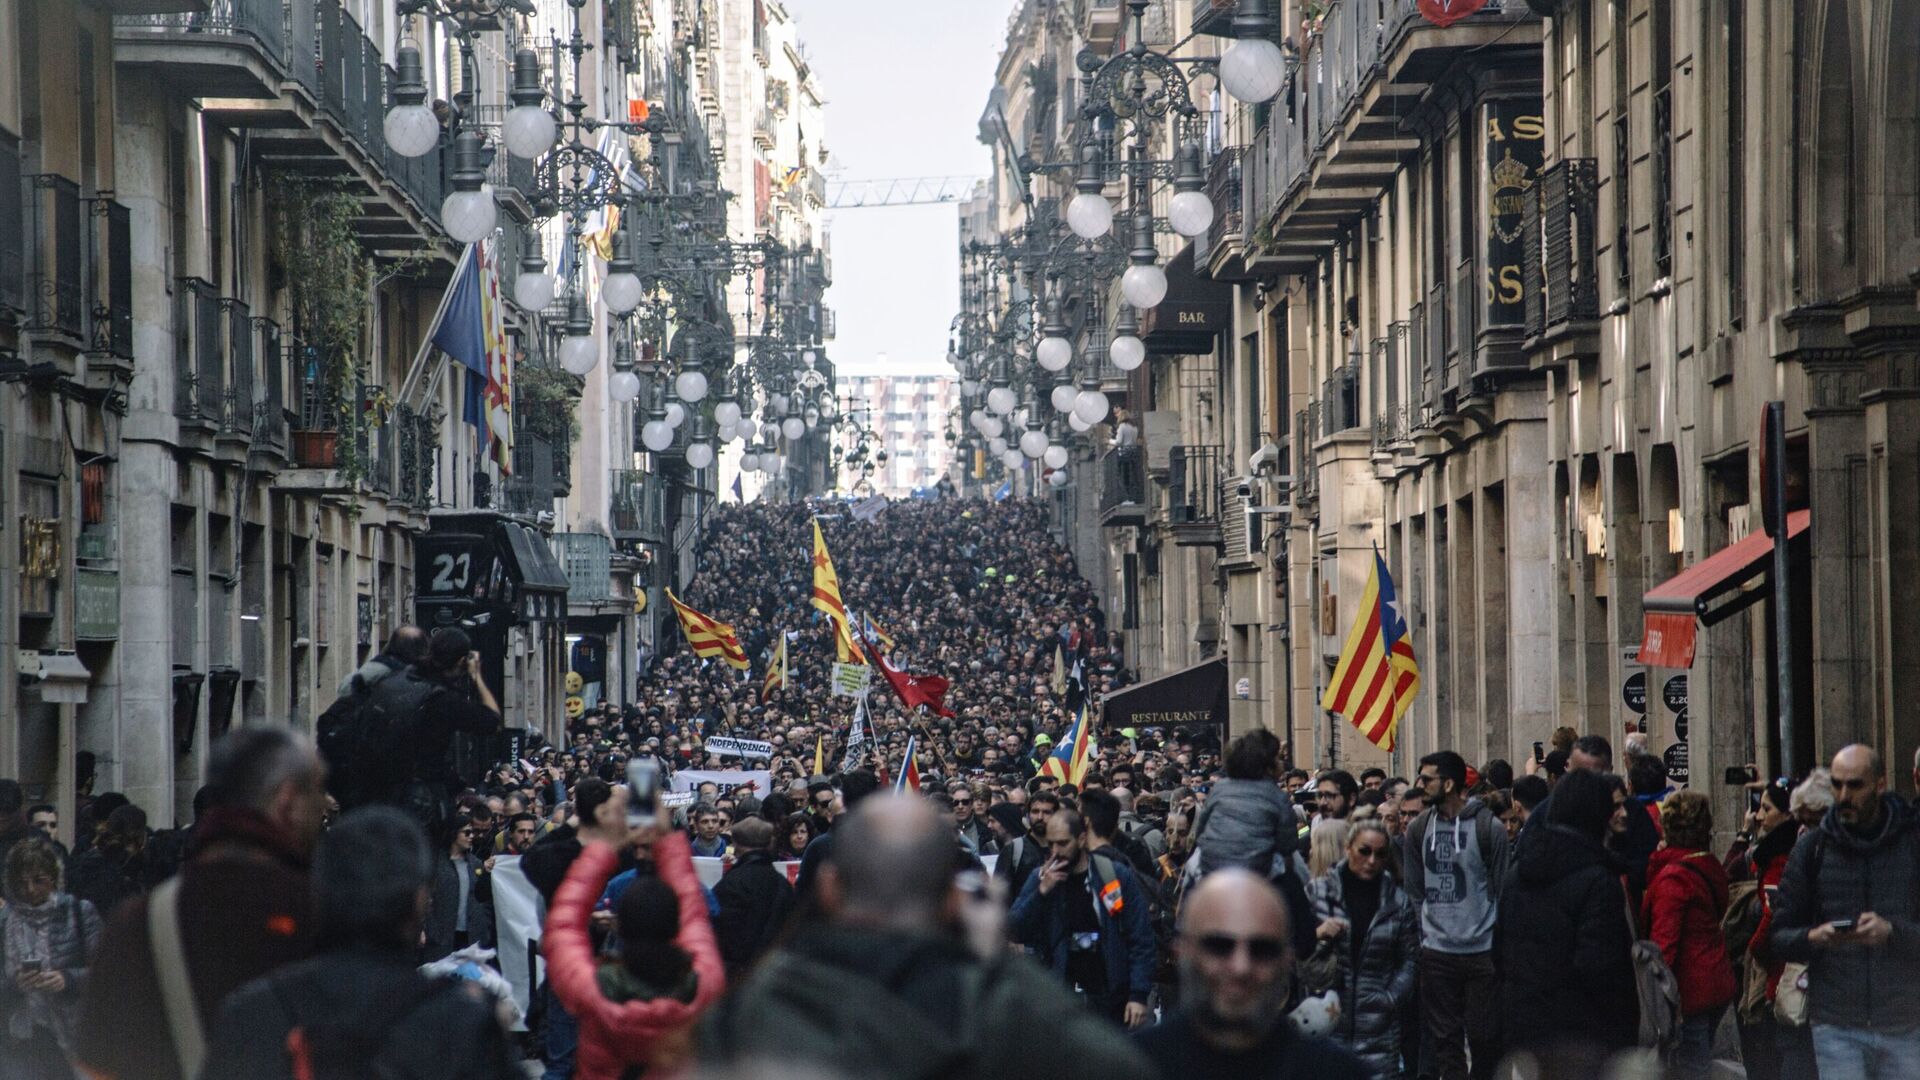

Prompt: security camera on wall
[{"left": 1247, "top": 441, "right": 1282, "bottom": 476}]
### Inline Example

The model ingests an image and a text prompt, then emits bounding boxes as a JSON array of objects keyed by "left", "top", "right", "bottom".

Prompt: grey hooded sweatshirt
[{"left": 1400, "top": 796, "right": 1508, "bottom": 954}]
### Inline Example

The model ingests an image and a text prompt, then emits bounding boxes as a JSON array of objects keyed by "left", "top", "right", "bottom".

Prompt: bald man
[
  {"left": 1768, "top": 744, "right": 1920, "bottom": 1079},
  {"left": 699, "top": 794, "right": 1153, "bottom": 1080},
  {"left": 1131, "top": 870, "right": 1365, "bottom": 1079}
]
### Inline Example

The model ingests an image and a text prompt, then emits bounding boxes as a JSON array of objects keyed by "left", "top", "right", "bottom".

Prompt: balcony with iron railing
[
  {"left": 117, "top": 0, "right": 446, "bottom": 243},
  {"left": 1319, "top": 361, "right": 1361, "bottom": 440},
  {"left": 1523, "top": 157, "right": 1600, "bottom": 367},
  {"left": 1245, "top": 0, "right": 1537, "bottom": 254},
  {"left": 1099, "top": 446, "right": 1147, "bottom": 527},
  {"left": 1198, "top": 144, "right": 1247, "bottom": 278},
  {"left": 113, "top": 0, "right": 290, "bottom": 99},
  {"left": 1166, "top": 444, "right": 1224, "bottom": 547},
  {"left": 610, "top": 468, "right": 668, "bottom": 544},
  {"left": 173, "top": 278, "right": 225, "bottom": 432},
  {"left": 25, "top": 175, "right": 85, "bottom": 341},
  {"left": 754, "top": 107, "right": 778, "bottom": 150},
  {"left": 87, "top": 196, "right": 135, "bottom": 362}
]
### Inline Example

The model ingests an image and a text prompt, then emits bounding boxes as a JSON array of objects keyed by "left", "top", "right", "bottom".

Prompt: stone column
[
  {"left": 1799, "top": 343, "right": 1874, "bottom": 754},
  {"left": 1502, "top": 406, "right": 1554, "bottom": 759}
]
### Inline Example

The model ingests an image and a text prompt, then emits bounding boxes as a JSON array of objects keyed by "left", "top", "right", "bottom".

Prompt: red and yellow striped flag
[
  {"left": 1321, "top": 551, "right": 1421, "bottom": 751},
  {"left": 762, "top": 634, "right": 788, "bottom": 701},
  {"left": 667, "top": 590, "right": 749, "bottom": 670},
  {"left": 810, "top": 518, "right": 865, "bottom": 664}
]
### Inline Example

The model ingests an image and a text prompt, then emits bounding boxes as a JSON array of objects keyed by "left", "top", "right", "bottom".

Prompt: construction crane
[{"left": 826, "top": 176, "right": 981, "bottom": 209}]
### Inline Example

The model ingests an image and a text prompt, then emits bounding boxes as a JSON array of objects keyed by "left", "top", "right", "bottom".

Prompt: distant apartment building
[{"left": 835, "top": 374, "right": 959, "bottom": 496}]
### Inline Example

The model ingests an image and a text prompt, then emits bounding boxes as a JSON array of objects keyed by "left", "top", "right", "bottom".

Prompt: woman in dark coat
[
  {"left": 1497, "top": 769, "right": 1639, "bottom": 1077},
  {"left": 423, "top": 814, "right": 494, "bottom": 962},
  {"left": 1307, "top": 818, "right": 1418, "bottom": 1076}
]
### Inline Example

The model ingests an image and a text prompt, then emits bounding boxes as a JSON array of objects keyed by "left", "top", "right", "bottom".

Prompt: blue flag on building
[
  {"left": 430, "top": 244, "right": 490, "bottom": 443},
  {"left": 731, "top": 473, "right": 744, "bottom": 503}
]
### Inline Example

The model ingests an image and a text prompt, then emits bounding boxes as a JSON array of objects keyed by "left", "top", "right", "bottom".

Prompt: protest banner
[
  {"left": 831, "top": 662, "right": 870, "bottom": 697},
  {"left": 705, "top": 735, "right": 774, "bottom": 760}
]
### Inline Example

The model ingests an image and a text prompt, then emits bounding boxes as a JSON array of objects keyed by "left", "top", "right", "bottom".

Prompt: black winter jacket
[
  {"left": 711, "top": 850, "right": 796, "bottom": 978},
  {"left": 199, "top": 948, "right": 519, "bottom": 1080},
  {"left": 1307, "top": 864, "right": 1418, "bottom": 1075},
  {"left": 1767, "top": 794, "right": 1920, "bottom": 1030},
  {"left": 1497, "top": 823, "right": 1638, "bottom": 1059}
]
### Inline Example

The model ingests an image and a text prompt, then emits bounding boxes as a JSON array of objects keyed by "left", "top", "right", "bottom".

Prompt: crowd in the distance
[{"left": 1, "top": 495, "right": 1916, "bottom": 1080}]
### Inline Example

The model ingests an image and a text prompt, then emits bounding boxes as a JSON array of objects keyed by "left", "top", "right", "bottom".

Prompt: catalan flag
[
  {"left": 1041, "top": 704, "right": 1094, "bottom": 787},
  {"left": 1321, "top": 549, "right": 1421, "bottom": 752},
  {"left": 761, "top": 634, "right": 789, "bottom": 701},
  {"left": 893, "top": 735, "right": 921, "bottom": 794},
  {"left": 810, "top": 519, "right": 865, "bottom": 664},
  {"left": 857, "top": 611, "right": 896, "bottom": 654},
  {"left": 667, "top": 590, "right": 749, "bottom": 670}
]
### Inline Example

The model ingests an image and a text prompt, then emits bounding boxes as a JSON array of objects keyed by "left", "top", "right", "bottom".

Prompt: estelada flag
[
  {"left": 761, "top": 634, "right": 788, "bottom": 701},
  {"left": 893, "top": 735, "right": 921, "bottom": 794},
  {"left": 667, "top": 590, "right": 749, "bottom": 671},
  {"left": 1041, "top": 704, "right": 1094, "bottom": 787},
  {"left": 1321, "top": 549, "right": 1422, "bottom": 752},
  {"left": 810, "top": 518, "right": 865, "bottom": 664},
  {"left": 1418, "top": 0, "right": 1488, "bottom": 28}
]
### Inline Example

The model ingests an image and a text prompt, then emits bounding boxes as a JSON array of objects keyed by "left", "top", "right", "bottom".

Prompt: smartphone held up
[{"left": 627, "top": 757, "right": 661, "bottom": 827}]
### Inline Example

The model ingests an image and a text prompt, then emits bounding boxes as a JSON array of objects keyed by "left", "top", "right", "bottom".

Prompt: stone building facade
[{"left": 976, "top": 0, "right": 1920, "bottom": 831}]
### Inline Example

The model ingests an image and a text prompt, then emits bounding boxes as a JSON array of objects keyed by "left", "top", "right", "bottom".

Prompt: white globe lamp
[
  {"left": 988, "top": 436, "right": 1008, "bottom": 456},
  {"left": 714, "top": 400, "right": 742, "bottom": 428},
  {"left": 1110, "top": 332, "right": 1147, "bottom": 371},
  {"left": 641, "top": 419, "right": 674, "bottom": 452},
  {"left": 441, "top": 186, "right": 498, "bottom": 244},
  {"left": 1043, "top": 444, "right": 1070, "bottom": 470},
  {"left": 665, "top": 402, "right": 686, "bottom": 428},
  {"left": 1019, "top": 429, "right": 1048, "bottom": 459},
  {"left": 782, "top": 416, "right": 806, "bottom": 441},
  {"left": 1048, "top": 469, "right": 1070, "bottom": 489},
  {"left": 601, "top": 270, "right": 643, "bottom": 315},
  {"left": 385, "top": 104, "right": 440, "bottom": 159},
  {"left": 1002, "top": 448, "right": 1025, "bottom": 470},
  {"left": 1066, "top": 191, "right": 1114, "bottom": 240},
  {"left": 503, "top": 104, "right": 557, "bottom": 160},
  {"left": 1069, "top": 413, "right": 1092, "bottom": 433},
  {"left": 675, "top": 370, "right": 709, "bottom": 403},
  {"left": 1051, "top": 383, "right": 1079, "bottom": 413},
  {"left": 1169, "top": 189, "right": 1216, "bottom": 238},
  {"left": 1036, "top": 336, "right": 1072, "bottom": 372},
  {"left": 986, "top": 386, "right": 1017, "bottom": 415},
  {"left": 608, "top": 370, "right": 640, "bottom": 402},
  {"left": 1219, "top": 35, "right": 1287, "bottom": 104},
  {"left": 514, "top": 267, "right": 557, "bottom": 313},
  {"left": 1121, "top": 263, "right": 1169, "bottom": 309},
  {"left": 684, "top": 442, "right": 714, "bottom": 470},
  {"left": 979, "top": 415, "right": 1004, "bottom": 439},
  {"left": 741, "top": 451, "right": 760, "bottom": 472},
  {"left": 558, "top": 333, "right": 598, "bottom": 376},
  {"left": 1074, "top": 388, "right": 1111, "bottom": 425}
]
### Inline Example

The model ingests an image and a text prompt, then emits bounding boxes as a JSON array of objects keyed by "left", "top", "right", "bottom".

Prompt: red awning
[{"left": 1638, "top": 509, "right": 1810, "bottom": 668}]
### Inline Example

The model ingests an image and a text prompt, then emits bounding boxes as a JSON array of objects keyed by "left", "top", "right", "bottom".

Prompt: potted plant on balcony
[{"left": 273, "top": 178, "right": 374, "bottom": 477}]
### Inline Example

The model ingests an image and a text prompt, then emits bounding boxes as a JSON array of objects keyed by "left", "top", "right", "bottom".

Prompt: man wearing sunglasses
[{"left": 1132, "top": 870, "right": 1365, "bottom": 1078}]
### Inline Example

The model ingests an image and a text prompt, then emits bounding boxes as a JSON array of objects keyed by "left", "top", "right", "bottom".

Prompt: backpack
[
  {"left": 319, "top": 668, "right": 438, "bottom": 810},
  {"left": 1624, "top": 888, "right": 1683, "bottom": 1052}
]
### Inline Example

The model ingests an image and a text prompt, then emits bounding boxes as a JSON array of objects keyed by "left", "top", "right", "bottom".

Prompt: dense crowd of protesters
[{"left": 0, "top": 496, "right": 1915, "bottom": 1079}]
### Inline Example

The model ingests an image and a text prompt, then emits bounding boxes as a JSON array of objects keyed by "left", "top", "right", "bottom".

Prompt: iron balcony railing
[
  {"left": 173, "top": 278, "right": 224, "bottom": 426},
  {"left": 1523, "top": 158, "right": 1601, "bottom": 338},
  {"left": 610, "top": 468, "right": 667, "bottom": 543},
  {"left": 1198, "top": 144, "right": 1244, "bottom": 266},
  {"left": 88, "top": 196, "right": 134, "bottom": 359},
  {"left": 114, "top": 0, "right": 288, "bottom": 58},
  {"left": 0, "top": 137, "right": 22, "bottom": 317},
  {"left": 26, "top": 175, "right": 84, "bottom": 338},
  {"left": 223, "top": 298, "right": 255, "bottom": 437},
  {"left": 257, "top": 317, "right": 288, "bottom": 450},
  {"left": 1167, "top": 445, "right": 1222, "bottom": 527},
  {"left": 1320, "top": 362, "right": 1361, "bottom": 438},
  {"left": 1099, "top": 446, "right": 1146, "bottom": 515}
]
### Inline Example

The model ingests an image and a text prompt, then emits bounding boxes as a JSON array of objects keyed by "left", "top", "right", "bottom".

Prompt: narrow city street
[{"left": 1, "top": 1, "right": 1916, "bottom": 1078}]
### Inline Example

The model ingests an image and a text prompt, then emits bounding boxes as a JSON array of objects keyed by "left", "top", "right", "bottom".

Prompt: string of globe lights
[
  {"left": 952, "top": 0, "right": 1295, "bottom": 491},
  {"left": 386, "top": 0, "right": 827, "bottom": 482}
]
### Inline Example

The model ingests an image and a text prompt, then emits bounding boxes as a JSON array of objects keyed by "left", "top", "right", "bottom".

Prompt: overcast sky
[{"left": 783, "top": 1, "right": 1010, "bottom": 377}]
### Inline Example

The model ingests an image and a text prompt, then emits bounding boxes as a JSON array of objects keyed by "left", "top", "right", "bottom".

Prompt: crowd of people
[{"left": 0, "top": 496, "right": 1915, "bottom": 1079}]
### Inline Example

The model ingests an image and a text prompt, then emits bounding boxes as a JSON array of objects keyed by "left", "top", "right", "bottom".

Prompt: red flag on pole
[
  {"left": 861, "top": 624, "right": 954, "bottom": 717},
  {"left": 1418, "top": 0, "right": 1489, "bottom": 28}
]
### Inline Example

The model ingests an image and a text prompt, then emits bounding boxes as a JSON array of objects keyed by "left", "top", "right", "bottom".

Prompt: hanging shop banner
[
  {"left": 1484, "top": 99, "right": 1546, "bottom": 329},
  {"left": 705, "top": 736, "right": 774, "bottom": 760}
]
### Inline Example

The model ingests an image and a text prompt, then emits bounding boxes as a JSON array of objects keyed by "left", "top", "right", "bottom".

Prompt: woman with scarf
[{"left": 1, "top": 837, "right": 101, "bottom": 1079}]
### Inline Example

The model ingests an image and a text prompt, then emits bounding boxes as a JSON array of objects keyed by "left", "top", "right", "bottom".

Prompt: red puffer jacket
[
  {"left": 543, "top": 834, "right": 725, "bottom": 1080},
  {"left": 1643, "top": 846, "right": 1738, "bottom": 1017}
]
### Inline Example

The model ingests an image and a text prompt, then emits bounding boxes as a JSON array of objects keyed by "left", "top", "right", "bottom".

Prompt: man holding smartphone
[{"left": 1768, "top": 744, "right": 1920, "bottom": 1079}]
